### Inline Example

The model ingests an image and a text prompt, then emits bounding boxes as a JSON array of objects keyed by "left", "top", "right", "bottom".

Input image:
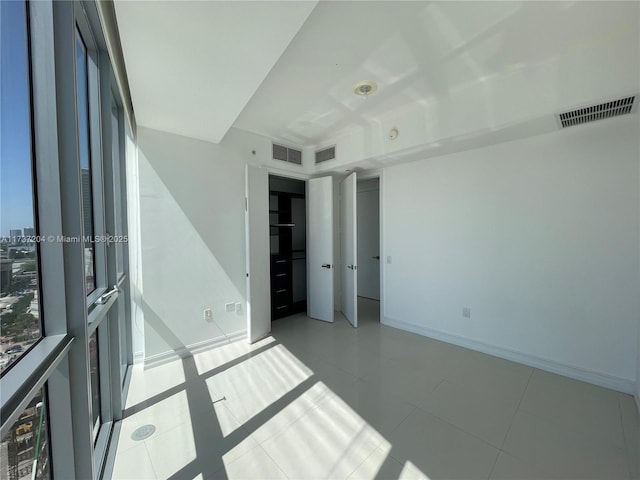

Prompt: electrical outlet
[
  {"left": 204, "top": 309, "right": 213, "bottom": 321},
  {"left": 225, "top": 303, "right": 235, "bottom": 313},
  {"left": 235, "top": 303, "right": 243, "bottom": 314},
  {"left": 463, "top": 307, "right": 471, "bottom": 318}
]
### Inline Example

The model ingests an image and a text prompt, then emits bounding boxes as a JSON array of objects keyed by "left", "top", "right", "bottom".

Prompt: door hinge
[{"left": 245, "top": 197, "right": 248, "bottom": 212}]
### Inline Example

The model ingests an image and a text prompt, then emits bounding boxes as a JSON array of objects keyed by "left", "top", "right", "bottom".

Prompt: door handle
[
  {"left": 372, "top": 256, "right": 380, "bottom": 260},
  {"left": 347, "top": 265, "right": 357, "bottom": 270},
  {"left": 96, "top": 285, "right": 119, "bottom": 304},
  {"left": 321, "top": 264, "right": 332, "bottom": 269}
]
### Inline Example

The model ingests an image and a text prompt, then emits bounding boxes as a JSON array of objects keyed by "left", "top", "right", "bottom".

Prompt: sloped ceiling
[
  {"left": 113, "top": 1, "right": 318, "bottom": 143},
  {"left": 115, "top": 1, "right": 639, "bottom": 154},
  {"left": 234, "top": 1, "right": 639, "bottom": 150}
]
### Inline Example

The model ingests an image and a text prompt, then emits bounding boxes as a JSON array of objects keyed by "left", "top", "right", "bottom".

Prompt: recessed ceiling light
[{"left": 353, "top": 81, "right": 377, "bottom": 97}]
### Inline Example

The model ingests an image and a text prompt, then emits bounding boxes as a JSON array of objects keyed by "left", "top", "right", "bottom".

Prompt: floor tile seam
[
  {"left": 485, "top": 446, "right": 502, "bottom": 480},
  {"left": 218, "top": 398, "right": 255, "bottom": 441},
  {"left": 527, "top": 376, "right": 622, "bottom": 406},
  {"left": 492, "top": 448, "right": 558, "bottom": 479},
  {"left": 413, "top": 377, "right": 447, "bottom": 410},
  {"left": 140, "top": 440, "right": 161, "bottom": 480},
  {"left": 205, "top": 441, "right": 264, "bottom": 480},
  {"left": 304, "top": 349, "right": 358, "bottom": 376},
  {"left": 380, "top": 397, "right": 421, "bottom": 442},
  {"left": 617, "top": 396, "right": 635, "bottom": 480},
  {"left": 431, "top": 377, "right": 529, "bottom": 409},
  {"left": 415, "top": 386, "right": 520, "bottom": 428},
  {"left": 135, "top": 404, "right": 215, "bottom": 438},
  {"left": 515, "top": 404, "right": 629, "bottom": 453},
  {"left": 348, "top": 386, "right": 421, "bottom": 412},
  {"left": 254, "top": 391, "right": 338, "bottom": 447},
  {"left": 520, "top": 395, "right": 620, "bottom": 423},
  {"left": 114, "top": 431, "right": 142, "bottom": 456},
  {"left": 321, "top": 358, "right": 368, "bottom": 381},
  {"left": 141, "top": 417, "right": 195, "bottom": 450},
  {"left": 402, "top": 406, "right": 503, "bottom": 454},
  {"left": 500, "top": 367, "right": 534, "bottom": 451},
  {"left": 342, "top": 440, "right": 385, "bottom": 480},
  {"left": 253, "top": 443, "right": 292, "bottom": 480},
  {"left": 247, "top": 395, "right": 321, "bottom": 446},
  {"left": 412, "top": 403, "right": 507, "bottom": 451}
]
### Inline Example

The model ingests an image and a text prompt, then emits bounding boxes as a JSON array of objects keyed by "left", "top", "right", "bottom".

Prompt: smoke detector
[{"left": 353, "top": 81, "right": 377, "bottom": 97}]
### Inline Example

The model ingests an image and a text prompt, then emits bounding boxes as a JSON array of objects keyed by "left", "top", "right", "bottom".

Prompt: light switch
[{"left": 386, "top": 255, "right": 392, "bottom": 264}]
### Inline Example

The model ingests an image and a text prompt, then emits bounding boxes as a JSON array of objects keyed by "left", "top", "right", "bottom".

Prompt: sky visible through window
[
  {"left": 1, "top": 0, "right": 34, "bottom": 238},
  {"left": 1, "top": 1, "right": 43, "bottom": 377}
]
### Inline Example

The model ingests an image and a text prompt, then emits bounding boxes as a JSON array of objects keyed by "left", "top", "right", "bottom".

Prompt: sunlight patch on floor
[
  {"left": 400, "top": 460, "right": 431, "bottom": 479},
  {"left": 260, "top": 382, "right": 387, "bottom": 479},
  {"left": 193, "top": 336, "right": 275, "bottom": 375},
  {"left": 126, "top": 359, "right": 186, "bottom": 407},
  {"left": 205, "top": 342, "right": 313, "bottom": 437}
]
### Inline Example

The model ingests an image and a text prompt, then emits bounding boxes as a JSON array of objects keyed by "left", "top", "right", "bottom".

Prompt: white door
[
  {"left": 340, "top": 173, "right": 358, "bottom": 327},
  {"left": 308, "top": 176, "right": 334, "bottom": 322},
  {"left": 245, "top": 165, "right": 271, "bottom": 342}
]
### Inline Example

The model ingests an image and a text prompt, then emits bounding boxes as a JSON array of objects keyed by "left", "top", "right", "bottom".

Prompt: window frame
[{"left": 1, "top": 1, "right": 135, "bottom": 479}]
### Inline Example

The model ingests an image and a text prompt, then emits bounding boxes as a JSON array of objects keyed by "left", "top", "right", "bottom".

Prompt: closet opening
[{"left": 269, "top": 175, "right": 307, "bottom": 321}]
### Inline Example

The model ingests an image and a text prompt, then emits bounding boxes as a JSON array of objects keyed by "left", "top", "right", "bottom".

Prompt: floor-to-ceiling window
[
  {"left": 1, "top": 4, "right": 51, "bottom": 478},
  {"left": 0, "top": 1, "right": 133, "bottom": 478}
]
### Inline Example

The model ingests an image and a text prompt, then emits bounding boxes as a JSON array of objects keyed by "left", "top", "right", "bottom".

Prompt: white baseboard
[
  {"left": 143, "top": 331, "right": 246, "bottom": 368},
  {"left": 382, "top": 316, "right": 636, "bottom": 395},
  {"left": 133, "top": 351, "right": 144, "bottom": 365}
]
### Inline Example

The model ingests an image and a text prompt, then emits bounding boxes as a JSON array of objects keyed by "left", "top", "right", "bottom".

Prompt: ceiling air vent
[
  {"left": 288, "top": 148, "right": 302, "bottom": 165},
  {"left": 315, "top": 146, "right": 336, "bottom": 164},
  {"left": 558, "top": 96, "right": 636, "bottom": 128},
  {"left": 272, "top": 143, "right": 302, "bottom": 165}
]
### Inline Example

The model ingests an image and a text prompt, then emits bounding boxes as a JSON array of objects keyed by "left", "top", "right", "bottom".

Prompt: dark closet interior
[{"left": 269, "top": 176, "right": 307, "bottom": 320}]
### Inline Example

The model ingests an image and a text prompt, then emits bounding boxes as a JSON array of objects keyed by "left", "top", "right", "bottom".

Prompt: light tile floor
[{"left": 110, "top": 298, "right": 640, "bottom": 480}]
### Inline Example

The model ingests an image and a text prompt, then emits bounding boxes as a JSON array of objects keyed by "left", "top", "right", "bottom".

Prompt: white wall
[
  {"left": 137, "top": 128, "right": 245, "bottom": 358},
  {"left": 124, "top": 125, "right": 145, "bottom": 362},
  {"left": 383, "top": 115, "right": 640, "bottom": 392},
  {"left": 136, "top": 127, "right": 301, "bottom": 359}
]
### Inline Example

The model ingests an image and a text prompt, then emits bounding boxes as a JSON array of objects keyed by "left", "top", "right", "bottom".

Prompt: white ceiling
[
  {"left": 115, "top": 1, "right": 639, "bottom": 154},
  {"left": 234, "top": 1, "right": 639, "bottom": 148},
  {"left": 113, "top": 1, "right": 317, "bottom": 144}
]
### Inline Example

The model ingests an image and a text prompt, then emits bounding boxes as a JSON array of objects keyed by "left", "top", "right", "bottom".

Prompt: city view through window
[
  {"left": 0, "top": 388, "right": 50, "bottom": 480},
  {"left": 0, "top": 0, "right": 42, "bottom": 376},
  {"left": 1, "top": 3, "right": 51, "bottom": 479},
  {"left": 0, "top": 233, "right": 40, "bottom": 375}
]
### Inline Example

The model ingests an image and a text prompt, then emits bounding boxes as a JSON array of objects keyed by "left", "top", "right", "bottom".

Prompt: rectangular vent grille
[
  {"left": 559, "top": 96, "right": 635, "bottom": 128},
  {"left": 272, "top": 143, "right": 288, "bottom": 161},
  {"left": 272, "top": 143, "right": 302, "bottom": 165},
  {"left": 288, "top": 148, "right": 302, "bottom": 165},
  {"left": 315, "top": 146, "right": 336, "bottom": 164}
]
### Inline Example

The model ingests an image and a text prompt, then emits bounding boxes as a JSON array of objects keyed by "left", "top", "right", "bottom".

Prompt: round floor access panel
[{"left": 131, "top": 424, "right": 156, "bottom": 441}]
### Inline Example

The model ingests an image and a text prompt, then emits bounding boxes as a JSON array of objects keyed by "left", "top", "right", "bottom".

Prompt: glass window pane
[
  {"left": 0, "top": 387, "right": 51, "bottom": 480},
  {"left": 0, "top": 0, "right": 43, "bottom": 375},
  {"left": 111, "top": 109, "right": 124, "bottom": 276},
  {"left": 117, "top": 298, "right": 127, "bottom": 383},
  {"left": 75, "top": 29, "right": 96, "bottom": 295},
  {"left": 89, "top": 330, "right": 101, "bottom": 433}
]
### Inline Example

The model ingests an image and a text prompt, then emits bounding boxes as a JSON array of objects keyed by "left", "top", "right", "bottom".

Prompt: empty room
[{"left": 0, "top": 1, "right": 638, "bottom": 480}]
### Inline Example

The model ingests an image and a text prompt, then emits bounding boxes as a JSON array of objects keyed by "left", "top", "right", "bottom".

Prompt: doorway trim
[{"left": 354, "top": 169, "right": 384, "bottom": 324}]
